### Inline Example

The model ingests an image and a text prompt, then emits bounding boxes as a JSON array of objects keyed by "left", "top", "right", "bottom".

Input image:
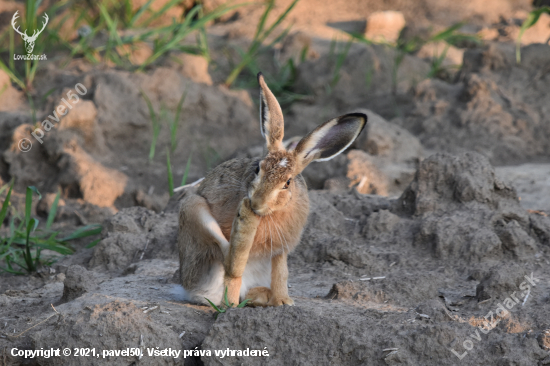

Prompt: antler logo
[{"left": 11, "top": 10, "right": 49, "bottom": 54}]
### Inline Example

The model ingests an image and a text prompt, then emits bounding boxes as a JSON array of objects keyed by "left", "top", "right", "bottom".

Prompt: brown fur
[
  {"left": 177, "top": 72, "right": 366, "bottom": 306},
  {"left": 198, "top": 157, "right": 309, "bottom": 258},
  {"left": 178, "top": 189, "right": 224, "bottom": 291}
]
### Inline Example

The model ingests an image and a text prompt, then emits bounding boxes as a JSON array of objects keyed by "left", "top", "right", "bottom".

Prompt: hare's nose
[{"left": 250, "top": 201, "right": 264, "bottom": 215}]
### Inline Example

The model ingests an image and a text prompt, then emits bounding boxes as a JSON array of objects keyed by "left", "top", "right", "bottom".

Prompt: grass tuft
[
  {"left": 0, "top": 182, "right": 102, "bottom": 274},
  {"left": 225, "top": 0, "right": 300, "bottom": 87},
  {"left": 205, "top": 287, "right": 250, "bottom": 319}
]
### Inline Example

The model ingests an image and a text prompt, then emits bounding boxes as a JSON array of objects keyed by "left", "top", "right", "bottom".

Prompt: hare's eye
[
  {"left": 254, "top": 162, "right": 260, "bottom": 175},
  {"left": 283, "top": 178, "right": 292, "bottom": 189}
]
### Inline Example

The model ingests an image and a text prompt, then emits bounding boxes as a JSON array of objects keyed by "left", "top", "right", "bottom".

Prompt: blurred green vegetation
[{"left": 0, "top": 181, "right": 102, "bottom": 274}]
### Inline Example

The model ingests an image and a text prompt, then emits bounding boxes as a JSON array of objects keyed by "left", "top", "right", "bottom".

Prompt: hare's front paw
[
  {"left": 245, "top": 287, "right": 294, "bottom": 307},
  {"left": 232, "top": 198, "right": 260, "bottom": 237},
  {"left": 267, "top": 295, "right": 294, "bottom": 307}
]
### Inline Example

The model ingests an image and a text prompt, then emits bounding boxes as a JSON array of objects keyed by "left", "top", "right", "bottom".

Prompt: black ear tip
[
  {"left": 257, "top": 72, "right": 264, "bottom": 83},
  {"left": 341, "top": 113, "right": 367, "bottom": 135},
  {"left": 345, "top": 112, "right": 368, "bottom": 126}
]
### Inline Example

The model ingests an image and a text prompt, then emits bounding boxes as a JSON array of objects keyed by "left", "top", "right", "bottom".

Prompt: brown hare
[{"left": 177, "top": 73, "right": 366, "bottom": 307}]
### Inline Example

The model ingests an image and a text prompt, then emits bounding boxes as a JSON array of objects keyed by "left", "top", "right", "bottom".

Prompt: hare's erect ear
[
  {"left": 258, "top": 72, "right": 284, "bottom": 152},
  {"left": 293, "top": 113, "right": 367, "bottom": 173}
]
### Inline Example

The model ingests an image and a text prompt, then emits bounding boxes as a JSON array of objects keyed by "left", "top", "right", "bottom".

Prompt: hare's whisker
[
  {"left": 273, "top": 218, "right": 290, "bottom": 254},
  {"left": 264, "top": 217, "right": 269, "bottom": 258},
  {"left": 267, "top": 215, "right": 274, "bottom": 257},
  {"left": 268, "top": 215, "right": 278, "bottom": 258},
  {"left": 269, "top": 215, "right": 284, "bottom": 253}
]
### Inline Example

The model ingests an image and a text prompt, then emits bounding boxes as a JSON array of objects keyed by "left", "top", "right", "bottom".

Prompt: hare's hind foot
[{"left": 245, "top": 286, "right": 294, "bottom": 307}]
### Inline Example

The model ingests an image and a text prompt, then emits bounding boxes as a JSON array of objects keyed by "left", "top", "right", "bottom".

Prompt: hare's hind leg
[{"left": 178, "top": 191, "right": 229, "bottom": 305}]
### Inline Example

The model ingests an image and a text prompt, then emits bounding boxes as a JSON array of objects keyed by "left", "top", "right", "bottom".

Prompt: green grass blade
[
  {"left": 181, "top": 153, "right": 192, "bottom": 186},
  {"left": 24, "top": 217, "right": 39, "bottom": 272},
  {"left": 0, "top": 59, "right": 26, "bottom": 90},
  {"left": 138, "top": 3, "right": 241, "bottom": 71},
  {"left": 261, "top": 0, "right": 300, "bottom": 42},
  {"left": 46, "top": 190, "right": 60, "bottom": 230},
  {"left": 25, "top": 186, "right": 41, "bottom": 228},
  {"left": 31, "top": 239, "right": 74, "bottom": 255},
  {"left": 197, "top": 7, "right": 211, "bottom": 61},
  {"left": 253, "top": 0, "right": 274, "bottom": 41},
  {"left": 9, "top": 26, "right": 16, "bottom": 75},
  {"left": 0, "top": 179, "right": 14, "bottom": 225},
  {"left": 429, "top": 23, "right": 463, "bottom": 42},
  {"left": 85, "top": 238, "right": 101, "bottom": 249},
  {"left": 138, "top": 6, "right": 202, "bottom": 69},
  {"left": 205, "top": 297, "right": 223, "bottom": 313},
  {"left": 171, "top": 89, "right": 187, "bottom": 152},
  {"left": 40, "top": 87, "right": 58, "bottom": 105},
  {"left": 166, "top": 147, "right": 174, "bottom": 197},
  {"left": 141, "top": 0, "right": 184, "bottom": 28},
  {"left": 6, "top": 217, "right": 17, "bottom": 246},
  {"left": 330, "top": 38, "right": 352, "bottom": 88},
  {"left": 174, "top": 89, "right": 188, "bottom": 130},
  {"left": 0, "top": 183, "right": 8, "bottom": 196},
  {"left": 140, "top": 90, "right": 159, "bottom": 160},
  {"left": 516, "top": 7, "right": 550, "bottom": 63},
  {"left": 129, "top": 0, "right": 154, "bottom": 27},
  {"left": 236, "top": 299, "right": 250, "bottom": 308},
  {"left": 266, "top": 24, "right": 292, "bottom": 48},
  {"left": 225, "top": 0, "right": 299, "bottom": 86},
  {"left": 0, "top": 264, "right": 25, "bottom": 275},
  {"left": 60, "top": 224, "right": 102, "bottom": 241}
]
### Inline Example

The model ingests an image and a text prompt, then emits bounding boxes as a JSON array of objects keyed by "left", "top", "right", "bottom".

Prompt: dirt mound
[
  {"left": 402, "top": 43, "right": 550, "bottom": 165},
  {"left": 473, "top": 263, "right": 530, "bottom": 302},
  {"left": 60, "top": 265, "right": 100, "bottom": 303},
  {"left": 89, "top": 207, "right": 178, "bottom": 273},
  {"left": 200, "top": 298, "right": 546, "bottom": 366},
  {"left": 31, "top": 300, "right": 180, "bottom": 366},
  {"left": 291, "top": 152, "right": 550, "bottom": 306},
  {"left": 395, "top": 152, "right": 542, "bottom": 261}
]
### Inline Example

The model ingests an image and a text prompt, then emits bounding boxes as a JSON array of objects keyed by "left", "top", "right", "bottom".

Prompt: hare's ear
[
  {"left": 293, "top": 113, "right": 367, "bottom": 173},
  {"left": 258, "top": 72, "right": 284, "bottom": 152}
]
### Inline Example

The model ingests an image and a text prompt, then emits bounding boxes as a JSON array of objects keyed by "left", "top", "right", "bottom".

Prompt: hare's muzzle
[{"left": 249, "top": 198, "right": 267, "bottom": 216}]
